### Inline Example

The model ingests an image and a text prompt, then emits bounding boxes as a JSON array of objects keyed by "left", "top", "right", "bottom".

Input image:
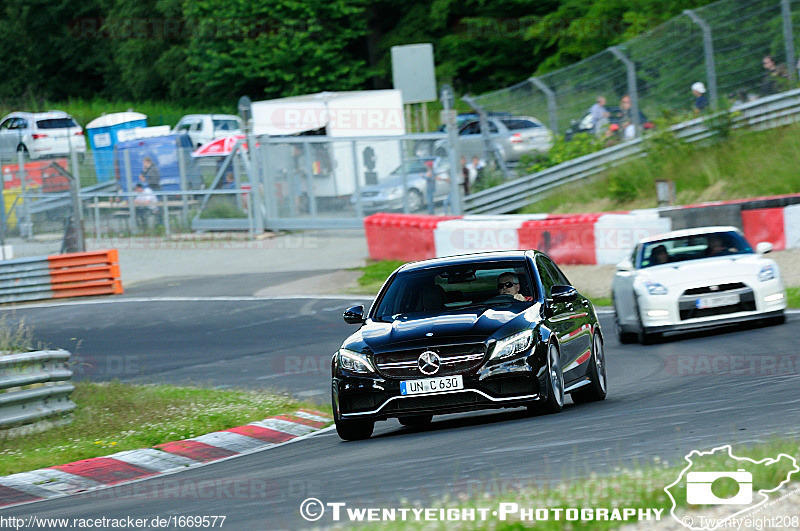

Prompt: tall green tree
[
  {"left": 183, "top": 0, "right": 370, "bottom": 101},
  {"left": 0, "top": 0, "right": 111, "bottom": 105}
]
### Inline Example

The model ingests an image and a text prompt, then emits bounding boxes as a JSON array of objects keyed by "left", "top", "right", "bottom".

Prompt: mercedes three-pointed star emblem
[{"left": 417, "top": 350, "right": 441, "bottom": 376}]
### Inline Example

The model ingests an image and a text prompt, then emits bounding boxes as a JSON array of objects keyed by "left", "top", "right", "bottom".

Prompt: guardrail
[
  {"left": 0, "top": 249, "right": 122, "bottom": 304},
  {"left": 0, "top": 350, "right": 76, "bottom": 432},
  {"left": 464, "top": 89, "right": 800, "bottom": 215}
]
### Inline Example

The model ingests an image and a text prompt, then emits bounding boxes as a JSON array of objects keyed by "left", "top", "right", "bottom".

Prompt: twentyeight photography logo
[{"left": 664, "top": 445, "right": 799, "bottom": 530}]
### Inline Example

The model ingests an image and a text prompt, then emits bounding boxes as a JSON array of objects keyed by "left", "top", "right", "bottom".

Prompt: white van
[{"left": 173, "top": 114, "right": 243, "bottom": 148}]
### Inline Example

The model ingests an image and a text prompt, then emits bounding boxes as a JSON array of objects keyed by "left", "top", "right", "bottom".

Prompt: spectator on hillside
[
  {"left": 692, "top": 82, "right": 709, "bottom": 115},
  {"left": 761, "top": 55, "right": 789, "bottom": 96},
  {"left": 589, "top": 96, "right": 610, "bottom": 135}
]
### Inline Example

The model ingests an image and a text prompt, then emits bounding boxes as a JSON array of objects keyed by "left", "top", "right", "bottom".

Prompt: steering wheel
[{"left": 484, "top": 294, "right": 517, "bottom": 304}]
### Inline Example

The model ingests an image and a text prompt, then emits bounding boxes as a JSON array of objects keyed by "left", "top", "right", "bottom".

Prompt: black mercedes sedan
[{"left": 331, "top": 250, "right": 607, "bottom": 440}]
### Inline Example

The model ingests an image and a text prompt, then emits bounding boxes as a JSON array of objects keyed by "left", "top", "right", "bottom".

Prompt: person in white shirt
[
  {"left": 133, "top": 183, "right": 158, "bottom": 227},
  {"left": 589, "top": 96, "right": 610, "bottom": 135}
]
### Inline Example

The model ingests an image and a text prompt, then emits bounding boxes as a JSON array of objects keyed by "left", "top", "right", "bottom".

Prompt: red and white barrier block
[
  {"left": 0, "top": 410, "right": 331, "bottom": 509},
  {"left": 741, "top": 204, "right": 800, "bottom": 251},
  {"left": 365, "top": 211, "right": 672, "bottom": 265}
]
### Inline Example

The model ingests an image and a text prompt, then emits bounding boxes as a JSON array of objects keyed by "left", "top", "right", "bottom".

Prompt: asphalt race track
[{"left": 1, "top": 273, "right": 798, "bottom": 529}]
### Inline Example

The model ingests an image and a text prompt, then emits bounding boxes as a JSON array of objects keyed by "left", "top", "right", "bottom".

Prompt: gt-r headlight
[
  {"left": 644, "top": 281, "right": 668, "bottom": 295},
  {"left": 758, "top": 265, "right": 776, "bottom": 282},
  {"left": 490, "top": 330, "right": 533, "bottom": 360},
  {"left": 337, "top": 348, "right": 376, "bottom": 374}
]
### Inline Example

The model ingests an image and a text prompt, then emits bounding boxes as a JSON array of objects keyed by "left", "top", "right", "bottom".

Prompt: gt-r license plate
[
  {"left": 400, "top": 375, "right": 463, "bottom": 395},
  {"left": 696, "top": 293, "right": 739, "bottom": 309}
]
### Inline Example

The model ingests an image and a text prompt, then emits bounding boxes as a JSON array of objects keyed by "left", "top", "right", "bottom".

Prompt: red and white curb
[{"left": 0, "top": 409, "right": 331, "bottom": 509}]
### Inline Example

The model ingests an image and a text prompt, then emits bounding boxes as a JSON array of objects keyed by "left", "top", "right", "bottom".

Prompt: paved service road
[{"left": 2, "top": 280, "right": 798, "bottom": 529}]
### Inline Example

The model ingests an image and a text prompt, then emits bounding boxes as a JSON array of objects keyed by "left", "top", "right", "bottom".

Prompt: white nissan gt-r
[{"left": 612, "top": 226, "right": 787, "bottom": 344}]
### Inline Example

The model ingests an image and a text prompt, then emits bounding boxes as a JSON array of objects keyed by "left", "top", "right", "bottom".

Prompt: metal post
[
  {"left": 609, "top": 46, "right": 642, "bottom": 136},
  {"left": 529, "top": 77, "right": 559, "bottom": 135},
  {"left": 93, "top": 196, "right": 100, "bottom": 239},
  {"left": 398, "top": 140, "right": 409, "bottom": 213},
  {"left": 17, "top": 150, "right": 32, "bottom": 239},
  {"left": 162, "top": 195, "right": 171, "bottom": 237},
  {"left": 440, "top": 84, "right": 463, "bottom": 215},
  {"left": 123, "top": 149, "right": 136, "bottom": 230},
  {"left": 177, "top": 145, "right": 188, "bottom": 220},
  {"left": 239, "top": 96, "right": 265, "bottom": 232},
  {"left": 781, "top": 0, "right": 796, "bottom": 82},
  {"left": 350, "top": 140, "right": 364, "bottom": 219},
  {"left": 684, "top": 10, "right": 718, "bottom": 109},
  {"left": 302, "top": 142, "right": 317, "bottom": 217}
]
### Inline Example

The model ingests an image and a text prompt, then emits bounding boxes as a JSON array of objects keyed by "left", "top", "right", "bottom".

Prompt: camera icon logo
[{"left": 686, "top": 469, "right": 752, "bottom": 505}]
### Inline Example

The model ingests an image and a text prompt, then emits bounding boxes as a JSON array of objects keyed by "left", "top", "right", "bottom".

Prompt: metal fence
[
  {"left": 464, "top": 88, "right": 800, "bottom": 214},
  {"left": 0, "top": 350, "right": 75, "bottom": 434},
  {"left": 471, "top": 0, "right": 800, "bottom": 136}
]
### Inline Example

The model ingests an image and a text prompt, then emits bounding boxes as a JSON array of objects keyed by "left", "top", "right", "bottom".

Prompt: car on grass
[
  {"left": 350, "top": 157, "right": 450, "bottom": 213},
  {"left": 0, "top": 111, "right": 87, "bottom": 161},
  {"left": 331, "top": 250, "right": 607, "bottom": 441},
  {"left": 611, "top": 226, "right": 787, "bottom": 345}
]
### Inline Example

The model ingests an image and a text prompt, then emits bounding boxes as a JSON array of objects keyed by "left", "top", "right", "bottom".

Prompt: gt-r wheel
[
  {"left": 398, "top": 415, "right": 433, "bottom": 427},
  {"left": 333, "top": 389, "right": 374, "bottom": 441},
  {"left": 540, "top": 343, "right": 564, "bottom": 414},
  {"left": 613, "top": 300, "right": 637, "bottom": 344},
  {"left": 634, "top": 298, "right": 658, "bottom": 345},
  {"left": 571, "top": 333, "right": 607, "bottom": 404}
]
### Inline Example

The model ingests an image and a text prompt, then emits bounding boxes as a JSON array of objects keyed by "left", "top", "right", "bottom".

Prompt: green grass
[
  {"left": 0, "top": 381, "right": 329, "bottom": 476},
  {"left": 354, "top": 260, "right": 405, "bottom": 295},
  {"left": 520, "top": 123, "right": 800, "bottom": 214},
  {"left": 787, "top": 287, "right": 800, "bottom": 309}
]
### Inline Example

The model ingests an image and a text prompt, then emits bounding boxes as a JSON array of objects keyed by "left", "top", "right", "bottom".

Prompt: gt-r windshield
[
  {"left": 373, "top": 261, "right": 537, "bottom": 322},
  {"left": 639, "top": 230, "right": 754, "bottom": 268}
]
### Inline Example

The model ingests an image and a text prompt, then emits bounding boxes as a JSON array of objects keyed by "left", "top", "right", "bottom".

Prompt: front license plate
[
  {"left": 696, "top": 293, "right": 739, "bottom": 309},
  {"left": 400, "top": 375, "right": 464, "bottom": 395}
]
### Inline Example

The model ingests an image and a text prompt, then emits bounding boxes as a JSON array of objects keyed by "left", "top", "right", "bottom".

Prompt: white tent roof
[{"left": 86, "top": 112, "right": 147, "bottom": 129}]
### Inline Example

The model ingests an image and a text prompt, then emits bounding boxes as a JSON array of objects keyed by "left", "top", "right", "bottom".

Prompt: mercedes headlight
[
  {"left": 384, "top": 186, "right": 403, "bottom": 199},
  {"left": 338, "top": 348, "right": 376, "bottom": 374},
  {"left": 490, "top": 330, "right": 533, "bottom": 361},
  {"left": 644, "top": 281, "right": 668, "bottom": 295},
  {"left": 758, "top": 265, "right": 775, "bottom": 282}
]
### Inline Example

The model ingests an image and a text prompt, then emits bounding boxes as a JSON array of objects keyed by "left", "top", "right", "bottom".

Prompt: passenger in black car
[{"left": 497, "top": 272, "right": 533, "bottom": 302}]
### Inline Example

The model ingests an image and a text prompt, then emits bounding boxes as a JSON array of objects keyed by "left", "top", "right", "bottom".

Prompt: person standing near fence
[
  {"left": 691, "top": 82, "right": 709, "bottom": 115},
  {"left": 590, "top": 96, "right": 610, "bottom": 135},
  {"left": 139, "top": 156, "right": 161, "bottom": 191},
  {"left": 761, "top": 55, "right": 789, "bottom": 96}
]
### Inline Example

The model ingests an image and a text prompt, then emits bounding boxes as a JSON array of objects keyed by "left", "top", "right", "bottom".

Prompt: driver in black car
[{"left": 497, "top": 272, "right": 533, "bottom": 302}]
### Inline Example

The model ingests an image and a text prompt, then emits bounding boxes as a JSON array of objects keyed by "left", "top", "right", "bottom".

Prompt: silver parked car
[
  {"left": 0, "top": 111, "right": 87, "bottom": 161},
  {"left": 352, "top": 157, "right": 450, "bottom": 213},
  {"left": 434, "top": 115, "right": 553, "bottom": 164}
]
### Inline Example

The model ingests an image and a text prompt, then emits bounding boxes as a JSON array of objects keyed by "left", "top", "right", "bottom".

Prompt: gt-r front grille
[
  {"left": 374, "top": 343, "right": 487, "bottom": 379},
  {"left": 678, "top": 285, "right": 756, "bottom": 321},
  {"left": 682, "top": 283, "right": 747, "bottom": 296}
]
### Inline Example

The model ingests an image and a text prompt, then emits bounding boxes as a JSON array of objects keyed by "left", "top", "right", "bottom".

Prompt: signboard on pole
[{"left": 391, "top": 44, "right": 437, "bottom": 104}]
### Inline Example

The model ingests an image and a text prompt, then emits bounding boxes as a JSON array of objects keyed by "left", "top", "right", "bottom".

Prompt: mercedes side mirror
[
  {"left": 756, "top": 242, "right": 773, "bottom": 254},
  {"left": 550, "top": 285, "right": 578, "bottom": 304},
  {"left": 343, "top": 305, "right": 365, "bottom": 324}
]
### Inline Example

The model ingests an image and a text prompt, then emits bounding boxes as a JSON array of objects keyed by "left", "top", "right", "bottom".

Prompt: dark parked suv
[{"left": 331, "top": 250, "right": 607, "bottom": 440}]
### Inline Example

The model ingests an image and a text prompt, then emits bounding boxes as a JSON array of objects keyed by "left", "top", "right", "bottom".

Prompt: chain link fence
[{"left": 472, "top": 0, "right": 800, "bottom": 136}]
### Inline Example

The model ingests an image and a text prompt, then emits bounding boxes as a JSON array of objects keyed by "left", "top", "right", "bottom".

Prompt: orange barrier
[{"left": 47, "top": 250, "right": 123, "bottom": 299}]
